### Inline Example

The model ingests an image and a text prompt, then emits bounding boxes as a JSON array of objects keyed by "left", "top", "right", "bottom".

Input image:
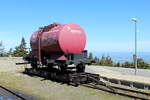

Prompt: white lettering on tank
[
  {"left": 66, "top": 26, "right": 81, "bottom": 34},
  {"left": 70, "top": 30, "right": 81, "bottom": 34}
]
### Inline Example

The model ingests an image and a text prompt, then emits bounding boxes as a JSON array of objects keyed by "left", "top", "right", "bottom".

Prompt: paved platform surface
[
  {"left": 85, "top": 65, "right": 150, "bottom": 85},
  {"left": 100, "top": 66, "right": 150, "bottom": 77}
]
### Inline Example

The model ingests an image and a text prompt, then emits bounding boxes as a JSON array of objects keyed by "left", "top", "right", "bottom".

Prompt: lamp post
[{"left": 131, "top": 18, "right": 137, "bottom": 75}]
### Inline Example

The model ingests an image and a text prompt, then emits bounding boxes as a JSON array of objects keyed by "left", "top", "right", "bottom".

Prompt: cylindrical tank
[{"left": 30, "top": 23, "right": 86, "bottom": 54}]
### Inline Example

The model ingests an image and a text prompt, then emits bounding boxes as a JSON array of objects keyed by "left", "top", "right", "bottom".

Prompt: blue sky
[{"left": 0, "top": 0, "right": 150, "bottom": 52}]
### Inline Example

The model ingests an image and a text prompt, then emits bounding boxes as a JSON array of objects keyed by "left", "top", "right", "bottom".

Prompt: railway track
[
  {"left": 0, "top": 85, "right": 32, "bottom": 100},
  {"left": 24, "top": 68, "right": 150, "bottom": 100},
  {"left": 82, "top": 76, "right": 150, "bottom": 100}
]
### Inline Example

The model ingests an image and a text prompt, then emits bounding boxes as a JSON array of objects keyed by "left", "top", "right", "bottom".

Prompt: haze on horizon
[{"left": 0, "top": 0, "right": 150, "bottom": 53}]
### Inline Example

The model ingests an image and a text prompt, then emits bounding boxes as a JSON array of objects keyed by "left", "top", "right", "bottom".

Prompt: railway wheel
[
  {"left": 47, "top": 63, "right": 53, "bottom": 71},
  {"left": 30, "top": 57, "right": 38, "bottom": 69},
  {"left": 76, "top": 63, "right": 85, "bottom": 73},
  {"left": 60, "top": 63, "right": 67, "bottom": 73},
  {"left": 31, "top": 62, "right": 37, "bottom": 69}
]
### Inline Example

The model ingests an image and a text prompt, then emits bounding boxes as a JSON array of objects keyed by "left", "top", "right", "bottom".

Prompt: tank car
[{"left": 26, "top": 22, "right": 89, "bottom": 73}]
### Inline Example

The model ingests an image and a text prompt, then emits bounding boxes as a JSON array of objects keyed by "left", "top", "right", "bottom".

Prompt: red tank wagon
[
  {"left": 30, "top": 23, "right": 86, "bottom": 54},
  {"left": 25, "top": 22, "right": 89, "bottom": 73}
]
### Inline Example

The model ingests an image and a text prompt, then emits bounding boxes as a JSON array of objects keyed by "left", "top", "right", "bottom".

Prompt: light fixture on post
[{"left": 131, "top": 18, "right": 137, "bottom": 75}]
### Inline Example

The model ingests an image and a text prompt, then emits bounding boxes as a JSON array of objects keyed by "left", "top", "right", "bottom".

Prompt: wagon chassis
[{"left": 24, "top": 68, "right": 100, "bottom": 86}]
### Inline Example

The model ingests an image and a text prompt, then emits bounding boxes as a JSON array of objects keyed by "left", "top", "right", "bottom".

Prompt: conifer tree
[{"left": 12, "top": 37, "right": 28, "bottom": 57}]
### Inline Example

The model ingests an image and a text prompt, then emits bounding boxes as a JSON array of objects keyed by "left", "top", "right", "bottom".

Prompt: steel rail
[
  {"left": 82, "top": 75, "right": 150, "bottom": 100},
  {"left": 0, "top": 85, "right": 26, "bottom": 100}
]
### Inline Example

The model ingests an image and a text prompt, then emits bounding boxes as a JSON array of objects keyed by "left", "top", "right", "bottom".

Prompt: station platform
[{"left": 86, "top": 65, "right": 150, "bottom": 90}]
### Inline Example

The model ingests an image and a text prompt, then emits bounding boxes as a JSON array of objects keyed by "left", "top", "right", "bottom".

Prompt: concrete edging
[{"left": 101, "top": 76, "right": 150, "bottom": 90}]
